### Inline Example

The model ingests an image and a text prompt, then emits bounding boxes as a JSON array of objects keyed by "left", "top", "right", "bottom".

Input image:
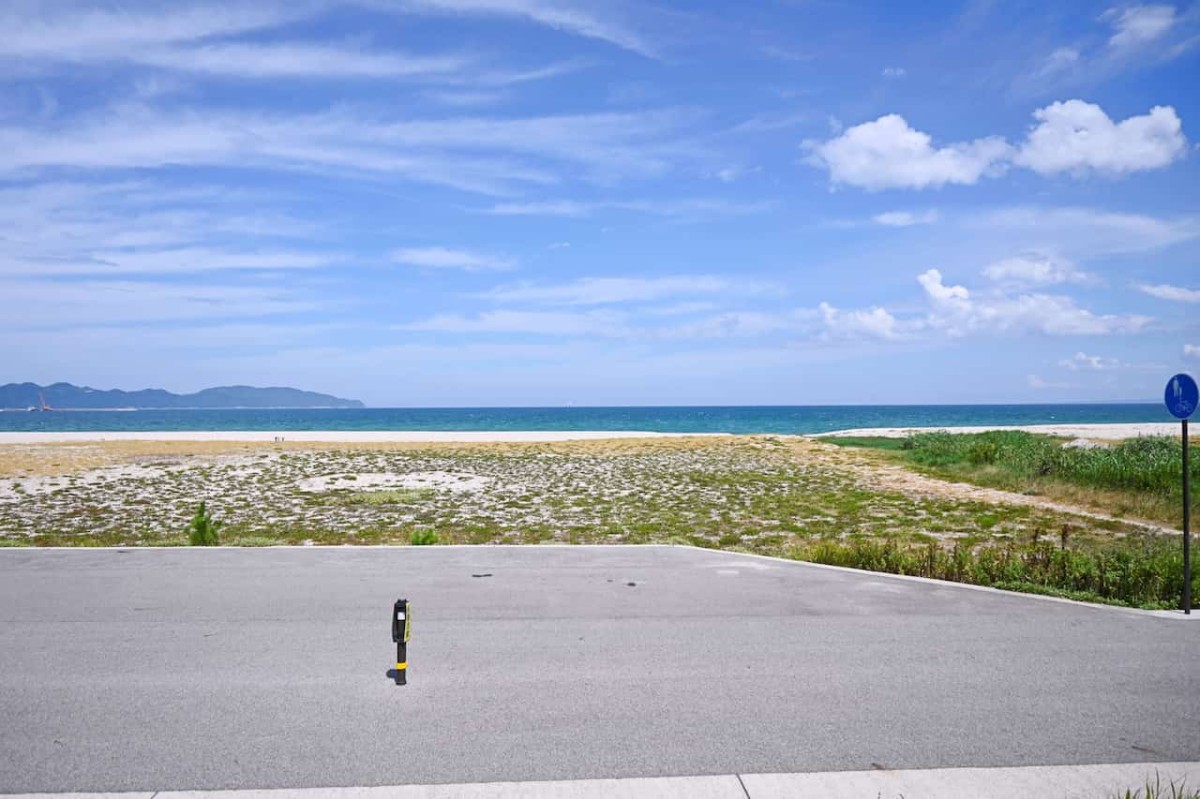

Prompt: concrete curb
[{"left": 7, "top": 762, "right": 1200, "bottom": 798}]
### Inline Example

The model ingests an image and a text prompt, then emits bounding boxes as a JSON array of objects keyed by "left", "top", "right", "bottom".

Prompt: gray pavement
[{"left": 0, "top": 545, "right": 1197, "bottom": 794}]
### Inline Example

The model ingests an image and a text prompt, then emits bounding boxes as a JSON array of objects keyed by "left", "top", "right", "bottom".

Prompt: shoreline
[
  {"left": 0, "top": 422, "right": 1182, "bottom": 444},
  {"left": 817, "top": 422, "right": 1179, "bottom": 440},
  {"left": 0, "top": 430, "right": 724, "bottom": 444}
]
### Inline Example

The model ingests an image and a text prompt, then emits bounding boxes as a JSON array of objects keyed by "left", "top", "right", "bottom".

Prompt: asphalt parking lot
[{"left": 1, "top": 545, "right": 1197, "bottom": 794}]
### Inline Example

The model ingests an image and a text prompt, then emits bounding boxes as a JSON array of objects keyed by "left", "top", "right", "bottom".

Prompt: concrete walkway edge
[{"left": 8, "top": 762, "right": 1200, "bottom": 798}]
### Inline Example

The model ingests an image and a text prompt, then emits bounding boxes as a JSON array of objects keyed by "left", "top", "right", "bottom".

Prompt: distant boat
[{"left": 32, "top": 391, "right": 52, "bottom": 412}]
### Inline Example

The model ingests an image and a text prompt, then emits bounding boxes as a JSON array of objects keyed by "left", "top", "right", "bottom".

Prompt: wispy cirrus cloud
[
  {"left": 0, "top": 105, "right": 705, "bottom": 195},
  {"left": 872, "top": 210, "right": 939, "bottom": 227},
  {"left": 483, "top": 275, "right": 761, "bottom": 306},
  {"left": 0, "top": 3, "right": 298, "bottom": 62},
  {"left": 1021, "top": 4, "right": 1197, "bottom": 93},
  {"left": 384, "top": 0, "right": 659, "bottom": 57},
  {"left": 486, "top": 197, "right": 768, "bottom": 218},
  {"left": 391, "top": 246, "right": 514, "bottom": 271},
  {"left": 0, "top": 278, "right": 317, "bottom": 329},
  {"left": 1136, "top": 283, "right": 1200, "bottom": 302}
]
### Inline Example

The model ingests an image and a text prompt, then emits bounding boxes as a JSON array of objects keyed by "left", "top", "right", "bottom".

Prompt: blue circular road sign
[{"left": 1165, "top": 373, "right": 1199, "bottom": 420}]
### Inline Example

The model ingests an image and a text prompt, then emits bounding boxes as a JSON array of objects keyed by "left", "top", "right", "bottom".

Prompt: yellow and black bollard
[{"left": 392, "top": 598, "right": 411, "bottom": 685}]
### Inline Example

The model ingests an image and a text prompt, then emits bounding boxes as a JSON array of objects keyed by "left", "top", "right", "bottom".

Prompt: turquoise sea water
[{"left": 0, "top": 404, "right": 1171, "bottom": 435}]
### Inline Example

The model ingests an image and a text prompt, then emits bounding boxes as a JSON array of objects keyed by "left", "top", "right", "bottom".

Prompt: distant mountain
[{"left": 0, "top": 383, "right": 364, "bottom": 409}]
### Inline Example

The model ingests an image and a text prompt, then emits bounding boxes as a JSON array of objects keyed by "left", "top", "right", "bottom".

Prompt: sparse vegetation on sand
[{"left": 0, "top": 436, "right": 1192, "bottom": 608}]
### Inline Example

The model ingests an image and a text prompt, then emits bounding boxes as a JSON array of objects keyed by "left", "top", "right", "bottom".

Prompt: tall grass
[
  {"left": 790, "top": 534, "right": 1197, "bottom": 609},
  {"left": 901, "top": 431, "right": 1196, "bottom": 515}
]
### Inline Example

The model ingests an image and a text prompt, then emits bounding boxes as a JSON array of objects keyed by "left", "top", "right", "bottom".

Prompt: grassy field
[
  {"left": 0, "top": 435, "right": 1193, "bottom": 609},
  {"left": 824, "top": 430, "right": 1198, "bottom": 528}
]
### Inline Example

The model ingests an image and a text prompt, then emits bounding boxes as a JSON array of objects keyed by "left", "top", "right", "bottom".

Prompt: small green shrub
[
  {"left": 409, "top": 529, "right": 439, "bottom": 546},
  {"left": 187, "top": 502, "right": 223, "bottom": 546}
]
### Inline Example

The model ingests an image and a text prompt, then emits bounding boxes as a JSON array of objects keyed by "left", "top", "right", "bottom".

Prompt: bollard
[{"left": 392, "top": 598, "right": 411, "bottom": 685}]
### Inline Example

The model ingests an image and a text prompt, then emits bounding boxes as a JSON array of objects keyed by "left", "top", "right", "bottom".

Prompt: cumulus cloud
[
  {"left": 1014, "top": 100, "right": 1186, "bottom": 176},
  {"left": 391, "top": 246, "right": 513, "bottom": 271},
  {"left": 982, "top": 254, "right": 1089, "bottom": 287},
  {"left": 817, "top": 302, "right": 900, "bottom": 340},
  {"left": 1185, "top": 344, "right": 1200, "bottom": 359},
  {"left": 916, "top": 269, "right": 1148, "bottom": 336},
  {"left": 1137, "top": 283, "right": 1200, "bottom": 302},
  {"left": 807, "top": 101, "right": 1187, "bottom": 190},
  {"left": 804, "top": 114, "right": 1010, "bottom": 190},
  {"left": 872, "top": 210, "right": 939, "bottom": 227}
]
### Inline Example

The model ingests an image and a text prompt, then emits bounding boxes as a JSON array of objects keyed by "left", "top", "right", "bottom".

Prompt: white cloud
[
  {"left": 389, "top": 0, "right": 657, "bottom": 57},
  {"left": 804, "top": 114, "right": 1010, "bottom": 190},
  {"left": 0, "top": 279, "right": 315, "bottom": 328},
  {"left": 1185, "top": 344, "right": 1200, "bottom": 359},
  {"left": 1137, "top": 283, "right": 1200, "bottom": 302},
  {"left": 1015, "top": 100, "right": 1186, "bottom": 176},
  {"left": 1028, "top": 374, "right": 1077, "bottom": 390},
  {"left": 872, "top": 210, "right": 939, "bottom": 227},
  {"left": 1059, "top": 352, "right": 1120, "bottom": 370},
  {"left": 134, "top": 43, "right": 473, "bottom": 79},
  {"left": 391, "top": 247, "right": 514, "bottom": 271},
  {"left": 913, "top": 269, "right": 1148, "bottom": 337},
  {"left": 982, "top": 254, "right": 1089, "bottom": 287},
  {"left": 485, "top": 276, "right": 743, "bottom": 306},
  {"left": 969, "top": 206, "right": 1200, "bottom": 257},
  {"left": 403, "top": 309, "right": 628, "bottom": 337},
  {"left": 818, "top": 302, "right": 900, "bottom": 340},
  {"left": 0, "top": 105, "right": 702, "bottom": 196},
  {"left": 1106, "top": 4, "right": 1177, "bottom": 50},
  {"left": 881, "top": 66, "right": 906, "bottom": 78},
  {"left": 486, "top": 197, "right": 768, "bottom": 218},
  {"left": 0, "top": 4, "right": 298, "bottom": 61},
  {"left": 1035, "top": 47, "right": 1081, "bottom": 78},
  {"left": 808, "top": 101, "right": 1188, "bottom": 190}
]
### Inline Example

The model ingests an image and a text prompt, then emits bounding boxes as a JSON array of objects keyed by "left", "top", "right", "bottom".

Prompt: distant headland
[{"left": 0, "top": 382, "right": 364, "bottom": 410}]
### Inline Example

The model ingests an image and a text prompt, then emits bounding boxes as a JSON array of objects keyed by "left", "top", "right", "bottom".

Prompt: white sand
[
  {"left": 296, "top": 471, "right": 488, "bottom": 493},
  {"left": 818, "top": 423, "right": 1180, "bottom": 440},
  {"left": 0, "top": 430, "right": 720, "bottom": 444},
  {"left": 0, "top": 424, "right": 1182, "bottom": 444}
]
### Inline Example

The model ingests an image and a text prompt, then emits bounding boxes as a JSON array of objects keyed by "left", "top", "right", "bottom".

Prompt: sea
[{"left": 0, "top": 404, "right": 1171, "bottom": 436}]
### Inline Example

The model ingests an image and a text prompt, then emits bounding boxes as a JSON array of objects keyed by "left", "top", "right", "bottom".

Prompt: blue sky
[{"left": 1, "top": 0, "right": 1197, "bottom": 406}]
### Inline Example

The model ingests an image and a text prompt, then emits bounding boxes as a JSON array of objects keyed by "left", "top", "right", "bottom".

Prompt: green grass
[
  {"left": 826, "top": 430, "right": 1197, "bottom": 526},
  {"left": 787, "top": 533, "right": 1197, "bottom": 609},
  {"left": 336, "top": 488, "right": 436, "bottom": 505},
  {"left": 819, "top": 435, "right": 909, "bottom": 451},
  {"left": 409, "top": 529, "right": 439, "bottom": 546}
]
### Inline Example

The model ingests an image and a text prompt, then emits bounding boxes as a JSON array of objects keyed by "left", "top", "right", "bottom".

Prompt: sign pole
[
  {"left": 1184, "top": 418, "right": 1191, "bottom": 615},
  {"left": 1164, "top": 373, "right": 1197, "bottom": 615}
]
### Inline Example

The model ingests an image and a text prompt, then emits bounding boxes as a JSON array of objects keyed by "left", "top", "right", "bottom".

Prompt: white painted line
[{"left": 743, "top": 761, "right": 1200, "bottom": 798}]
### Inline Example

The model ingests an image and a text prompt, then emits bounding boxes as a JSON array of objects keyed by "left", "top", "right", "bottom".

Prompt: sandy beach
[
  {"left": 0, "top": 422, "right": 1181, "bottom": 444},
  {"left": 818, "top": 422, "right": 1180, "bottom": 440}
]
